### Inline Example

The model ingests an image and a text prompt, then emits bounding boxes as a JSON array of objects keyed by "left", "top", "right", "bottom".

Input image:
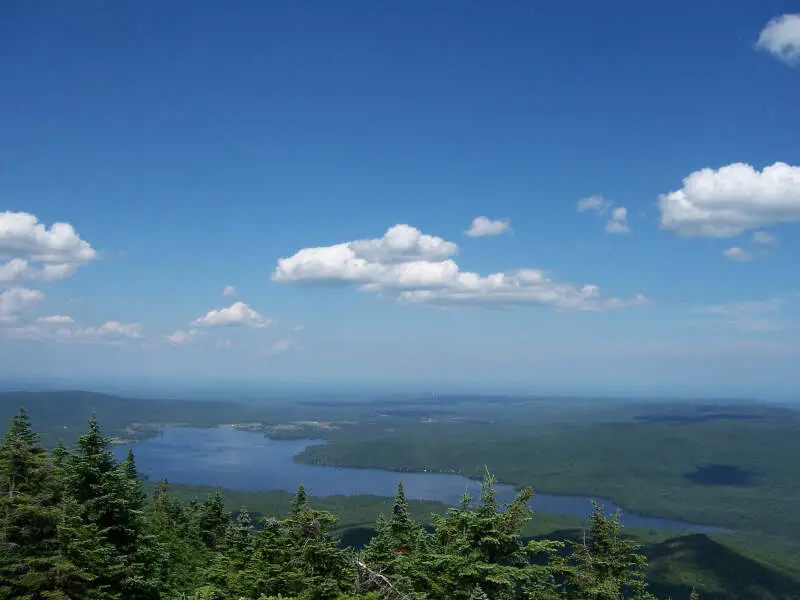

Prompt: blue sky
[{"left": 2, "top": 1, "right": 800, "bottom": 397}]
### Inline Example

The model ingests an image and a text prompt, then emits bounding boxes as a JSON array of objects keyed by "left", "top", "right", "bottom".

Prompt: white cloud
[
  {"left": 268, "top": 339, "right": 294, "bottom": 356},
  {"left": 723, "top": 247, "right": 753, "bottom": 262},
  {"left": 273, "top": 225, "right": 458, "bottom": 285},
  {"left": 0, "top": 259, "right": 29, "bottom": 283},
  {"left": 605, "top": 207, "right": 630, "bottom": 234},
  {"left": 0, "top": 287, "right": 44, "bottom": 322},
  {"left": 0, "top": 213, "right": 97, "bottom": 321},
  {"left": 578, "top": 196, "right": 630, "bottom": 233},
  {"left": 193, "top": 301, "right": 271, "bottom": 328},
  {"left": 0, "top": 211, "right": 97, "bottom": 263},
  {"left": 273, "top": 225, "right": 648, "bottom": 311},
  {"left": 576, "top": 195, "right": 607, "bottom": 213},
  {"left": 0, "top": 259, "right": 79, "bottom": 284},
  {"left": 0, "top": 212, "right": 97, "bottom": 283},
  {"left": 7, "top": 319, "right": 142, "bottom": 342},
  {"left": 36, "top": 315, "right": 73, "bottom": 324},
  {"left": 293, "top": 325, "right": 306, "bottom": 332},
  {"left": 222, "top": 285, "right": 236, "bottom": 297},
  {"left": 464, "top": 216, "right": 510, "bottom": 238},
  {"left": 166, "top": 329, "right": 202, "bottom": 344},
  {"left": 81, "top": 321, "right": 142, "bottom": 339},
  {"left": 756, "top": 14, "right": 800, "bottom": 66},
  {"left": 659, "top": 162, "right": 800, "bottom": 237},
  {"left": 752, "top": 231, "right": 776, "bottom": 245}
]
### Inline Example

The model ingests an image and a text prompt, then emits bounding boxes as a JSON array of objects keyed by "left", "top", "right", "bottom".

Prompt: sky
[{"left": 2, "top": 1, "right": 800, "bottom": 397}]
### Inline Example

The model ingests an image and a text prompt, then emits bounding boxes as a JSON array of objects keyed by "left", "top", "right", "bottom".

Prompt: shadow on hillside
[
  {"left": 647, "top": 534, "right": 799, "bottom": 600},
  {"left": 527, "top": 530, "right": 799, "bottom": 600}
]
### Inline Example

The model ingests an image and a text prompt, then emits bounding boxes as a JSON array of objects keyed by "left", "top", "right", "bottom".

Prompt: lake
[{"left": 113, "top": 426, "right": 725, "bottom": 534}]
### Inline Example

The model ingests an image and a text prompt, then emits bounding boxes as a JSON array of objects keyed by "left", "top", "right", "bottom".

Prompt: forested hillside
[{"left": 2, "top": 409, "right": 683, "bottom": 600}]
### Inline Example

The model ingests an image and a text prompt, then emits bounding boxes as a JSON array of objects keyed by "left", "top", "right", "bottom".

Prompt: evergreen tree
[
  {"left": 0, "top": 409, "right": 63, "bottom": 599},
  {"left": 362, "top": 481, "right": 432, "bottom": 599},
  {"left": 61, "top": 416, "right": 160, "bottom": 599},
  {"left": 430, "top": 469, "right": 561, "bottom": 600},
  {"left": 147, "top": 480, "right": 207, "bottom": 595},
  {"left": 194, "top": 488, "right": 229, "bottom": 550},
  {"left": 561, "top": 503, "right": 655, "bottom": 600},
  {"left": 280, "top": 487, "right": 353, "bottom": 600},
  {"left": 203, "top": 506, "right": 258, "bottom": 598},
  {"left": 292, "top": 483, "right": 308, "bottom": 515}
]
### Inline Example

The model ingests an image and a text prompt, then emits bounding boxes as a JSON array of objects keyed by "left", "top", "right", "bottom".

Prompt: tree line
[{"left": 0, "top": 409, "right": 696, "bottom": 599}]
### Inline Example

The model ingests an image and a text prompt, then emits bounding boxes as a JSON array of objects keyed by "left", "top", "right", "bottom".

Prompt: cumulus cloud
[
  {"left": 36, "top": 315, "right": 73, "bottom": 324},
  {"left": 166, "top": 329, "right": 202, "bottom": 344},
  {"left": 723, "top": 247, "right": 753, "bottom": 262},
  {"left": 0, "top": 287, "right": 44, "bottom": 322},
  {"left": 659, "top": 162, "right": 800, "bottom": 237},
  {"left": 273, "top": 225, "right": 458, "bottom": 285},
  {"left": 464, "top": 216, "right": 510, "bottom": 238},
  {"left": 0, "top": 211, "right": 97, "bottom": 283},
  {"left": 605, "top": 207, "right": 631, "bottom": 234},
  {"left": 576, "top": 195, "right": 607, "bottom": 213},
  {"left": 193, "top": 301, "right": 271, "bottom": 328},
  {"left": 0, "top": 259, "right": 29, "bottom": 283},
  {"left": 0, "top": 212, "right": 97, "bottom": 321},
  {"left": 222, "top": 285, "right": 235, "bottom": 297},
  {"left": 756, "top": 14, "right": 800, "bottom": 66},
  {"left": 273, "top": 225, "right": 647, "bottom": 311},
  {"left": 752, "top": 231, "right": 776, "bottom": 245}
]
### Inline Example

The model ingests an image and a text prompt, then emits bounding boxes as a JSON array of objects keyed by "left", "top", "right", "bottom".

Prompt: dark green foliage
[
  {"left": 560, "top": 503, "right": 653, "bottom": 600},
  {"left": 0, "top": 409, "right": 65, "bottom": 599},
  {"left": 147, "top": 481, "right": 208, "bottom": 595},
  {"left": 426, "top": 470, "right": 563, "bottom": 600},
  {"left": 362, "top": 481, "right": 432, "bottom": 597}
]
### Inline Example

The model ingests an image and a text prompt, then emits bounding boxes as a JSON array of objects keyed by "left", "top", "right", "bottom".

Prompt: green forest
[{"left": 2, "top": 409, "right": 681, "bottom": 600}]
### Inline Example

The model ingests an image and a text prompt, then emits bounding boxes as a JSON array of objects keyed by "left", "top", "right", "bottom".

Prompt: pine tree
[
  {"left": 121, "top": 449, "right": 148, "bottom": 509},
  {"left": 562, "top": 502, "right": 655, "bottom": 600},
  {"left": 61, "top": 416, "right": 160, "bottom": 599},
  {"left": 430, "top": 469, "right": 562, "bottom": 600},
  {"left": 0, "top": 409, "right": 63, "bottom": 599},
  {"left": 362, "top": 481, "right": 432, "bottom": 598},
  {"left": 280, "top": 488, "right": 353, "bottom": 599},
  {"left": 147, "top": 480, "right": 207, "bottom": 595},
  {"left": 195, "top": 488, "right": 229, "bottom": 550},
  {"left": 292, "top": 483, "right": 308, "bottom": 515}
]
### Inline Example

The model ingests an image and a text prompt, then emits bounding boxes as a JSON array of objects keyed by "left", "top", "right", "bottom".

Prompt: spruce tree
[
  {"left": 194, "top": 488, "right": 229, "bottom": 550},
  {"left": 362, "top": 481, "right": 432, "bottom": 598},
  {"left": 280, "top": 487, "right": 353, "bottom": 599},
  {"left": 147, "top": 480, "right": 207, "bottom": 595},
  {"left": 430, "top": 469, "right": 561, "bottom": 600},
  {"left": 0, "top": 409, "right": 63, "bottom": 599},
  {"left": 562, "top": 502, "right": 655, "bottom": 600},
  {"left": 61, "top": 416, "right": 160, "bottom": 599}
]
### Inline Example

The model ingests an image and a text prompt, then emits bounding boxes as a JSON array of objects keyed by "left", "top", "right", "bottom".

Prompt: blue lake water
[{"left": 113, "top": 426, "right": 725, "bottom": 534}]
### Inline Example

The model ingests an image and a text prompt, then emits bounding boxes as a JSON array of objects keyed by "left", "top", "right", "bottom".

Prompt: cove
[{"left": 113, "top": 426, "right": 725, "bottom": 534}]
